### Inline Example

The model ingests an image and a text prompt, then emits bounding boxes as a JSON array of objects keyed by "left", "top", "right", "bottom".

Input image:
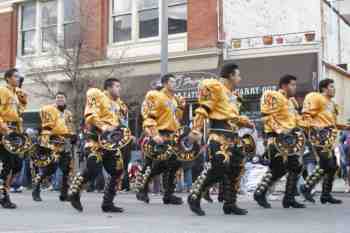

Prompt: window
[
  {"left": 41, "top": 0, "right": 58, "bottom": 52},
  {"left": 110, "top": 0, "right": 187, "bottom": 44},
  {"left": 139, "top": 0, "right": 159, "bottom": 39},
  {"left": 21, "top": 2, "right": 36, "bottom": 55},
  {"left": 19, "top": 0, "right": 81, "bottom": 56},
  {"left": 168, "top": 0, "right": 187, "bottom": 35},
  {"left": 63, "top": 0, "right": 80, "bottom": 48},
  {"left": 112, "top": 0, "right": 132, "bottom": 42}
]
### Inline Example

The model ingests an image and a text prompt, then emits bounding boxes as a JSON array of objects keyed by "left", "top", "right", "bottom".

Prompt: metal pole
[{"left": 160, "top": 0, "right": 169, "bottom": 76}]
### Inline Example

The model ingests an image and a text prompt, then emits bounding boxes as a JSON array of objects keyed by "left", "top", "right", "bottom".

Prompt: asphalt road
[{"left": 0, "top": 191, "right": 349, "bottom": 233}]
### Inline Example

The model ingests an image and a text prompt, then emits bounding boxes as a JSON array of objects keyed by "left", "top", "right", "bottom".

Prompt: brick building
[{"left": 0, "top": 0, "right": 350, "bottom": 131}]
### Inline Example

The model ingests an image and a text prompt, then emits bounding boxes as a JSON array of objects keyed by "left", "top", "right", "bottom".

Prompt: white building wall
[{"left": 223, "top": 0, "right": 321, "bottom": 42}]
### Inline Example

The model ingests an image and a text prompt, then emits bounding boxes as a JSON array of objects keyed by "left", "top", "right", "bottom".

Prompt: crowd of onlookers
[{"left": 2, "top": 129, "right": 350, "bottom": 195}]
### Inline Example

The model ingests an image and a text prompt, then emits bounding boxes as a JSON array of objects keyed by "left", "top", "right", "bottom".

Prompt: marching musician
[
  {"left": 32, "top": 92, "right": 75, "bottom": 202},
  {"left": 0, "top": 68, "right": 27, "bottom": 209},
  {"left": 253, "top": 75, "right": 306, "bottom": 209},
  {"left": 136, "top": 73, "right": 185, "bottom": 205},
  {"left": 187, "top": 63, "right": 254, "bottom": 216},
  {"left": 69, "top": 78, "right": 126, "bottom": 213},
  {"left": 300, "top": 79, "right": 350, "bottom": 204}
]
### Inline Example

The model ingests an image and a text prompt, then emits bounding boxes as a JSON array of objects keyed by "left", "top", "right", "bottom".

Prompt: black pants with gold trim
[
  {"left": 70, "top": 149, "right": 123, "bottom": 208},
  {"left": 188, "top": 138, "right": 245, "bottom": 214},
  {"left": 302, "top": 147, "right": 339, "bottom": 203},
  {"left": 0, "top": 145, "right": 22, "bottom": 208},
  {"left": 254, "top": 143, "right": 303, "bottom": 208},
  {"left": 32, "top": 151, "right": 71, "bottom": 201},
  {"left": 136, "top": 154, "right": 182, "bottom": 203}
]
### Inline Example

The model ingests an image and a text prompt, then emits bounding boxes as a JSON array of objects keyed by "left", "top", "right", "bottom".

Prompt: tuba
[
  {"left": 32, "top": 135, "right": 65, "bottom": 168},
  {"left": 175, "top": 126, "right": 201, "bottom": 162},
  {"left": 274, "top": 128, "right": 306, "bottom": 155},
  {"left": 308, "top": 126, "right": 337, "bottom": 151},
  {"left": 2, "top": 123, "right": 33, "bottom": 156},
  {"left": 99, "top": 127, "right": 132, "bottom": 152}
]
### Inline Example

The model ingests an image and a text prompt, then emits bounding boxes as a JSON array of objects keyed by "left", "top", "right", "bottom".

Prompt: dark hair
[
  {"left": 319, "top": 78, "right": 334, "bottom": 93},
  {"left": 4, "top": 68, "right": 19, "bottom": 80},
  {"left": 104, "top": 78, "right": 120, "bottom": 90},
  {"left": 279, "top": 75, "right": 297, "bottom": 88},
  {"left": 56, "top": 91, "right": 67, "bottom": 98},
  {"left": 220, "top": 62, "right": 239, "bottom": 79},
  {"left": 160, "top": 73, "right": 175, "bottom": 85}
]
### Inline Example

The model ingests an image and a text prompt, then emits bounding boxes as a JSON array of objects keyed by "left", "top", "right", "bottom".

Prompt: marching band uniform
[
  {"left": 254, "top": 90, "right": 306, "bottom": 209},
  {"left": 187, "top": 78, "right": 251, "bottom": 216},
  {"left": 32, "top": 104, "right": 74, "bottom": 202},
  {"left": 300, "top": 92, "right": 345, "bottom": 204},
  {"left": 136, "top": 88, "right": 185, "bottom": 205},
  {"left": 0, "top": 84, "right": 27, "bottom": 209},
  {"left": 69, "top": 88, "right": 124, "bottom": 213}
]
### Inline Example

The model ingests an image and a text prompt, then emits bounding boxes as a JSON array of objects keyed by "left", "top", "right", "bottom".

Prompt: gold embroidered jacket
[
  {"left": 192, "top": 78, "right": 250, "bottom": 133},
  {"left": 142, "top": 88, "right": 185, "bottom": 136},
  {"left": 40, "top": 105, "right": 74, "bottom": 136},
  {"left": 0, "top": 85, "right": 27, "bottom": 132},
  {"left": 261, "top": 89, "right": 305, "bottom": 133},
  {"left": 85, "top": 88, "right": 119, "bottom": 130},
  {"left": 302, "top": 92, "right": 346, "bottom": 129}
]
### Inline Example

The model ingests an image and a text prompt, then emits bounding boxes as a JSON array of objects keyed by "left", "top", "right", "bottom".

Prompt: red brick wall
[
  {"left": 80, "top": 0, "right": 108, "bottom": 63},
  {"left": 0, "top": 8, "right": 17, "bottom": 71},
  {"left": 188, "top": 0, "right": 219, "bottom": 50}
]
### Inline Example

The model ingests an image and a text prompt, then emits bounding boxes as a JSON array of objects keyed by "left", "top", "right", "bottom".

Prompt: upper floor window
[
  {"left": 110, "top": 0, "right": 187, "bottom": 44},
  {"left": 112, "top": 0, "right": 132, "bottom": 42},
  {"left": 19, "top": 0, "right": 80, "bottom": 56},
  {"left": 21, "top": 2, "right": 36, "bottom": 55}
]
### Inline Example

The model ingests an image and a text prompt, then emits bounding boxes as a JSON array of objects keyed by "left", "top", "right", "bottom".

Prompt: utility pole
[{"left": 160, "top": 0, "right": 169, "bottom": 76}]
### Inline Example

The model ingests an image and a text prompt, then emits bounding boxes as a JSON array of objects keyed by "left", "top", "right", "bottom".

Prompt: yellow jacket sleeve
[
  {"left": 302, "top": 93, "right": 321, "bottom": 127},
  {"left": 65, "top": 110, "right": 75, "bottom": 135},
  {"left": 192, "top": 107, "right": 208, "bottom": 133},
  {"left": 85, "top": 88, "right": 104, "bottom": 129},
  {"left": 40, "top": 106, "right": 57, "bottom": 134},
  {"left": 0, "top": 89, "right": 7, "bottom": 130},
  {"left": 141, "top": 91, "right": 159, "bottom": 137},
  {"left": 197, "top": 79, "right": 221, "bottom": 111},
  {"left": 260, "top": 91, "right": 282, "bottom": 132}
]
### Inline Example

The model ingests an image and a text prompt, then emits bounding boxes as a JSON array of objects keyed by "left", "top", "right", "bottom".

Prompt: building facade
[{"left": 0, "top": 0, "right": 349, "bottom": 131}]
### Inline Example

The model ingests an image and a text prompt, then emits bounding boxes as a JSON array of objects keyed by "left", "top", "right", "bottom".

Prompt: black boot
[
  {"left": 101, "top": 176, "right": 124, "bottom": 213},
  {"left": 69, "top": 173, "right": 84, "bottom": 212},
  {"left": 163, "top": 168, "right": 183, "bottom": 205},
  {"left": 254, "top": 171, "right": 273, "bottom": 209},
  {"left": 301, "top": 166, "right": 325, "bottom": 203},
  {"left": 282, "top": 172, "right": 305, "bottom": 209},
  {"left": 320, "top": 173, "right": 342, "bottom": 204},
  {"left": 135, "top": 165, "right": 151, "bottom": 204},
  {"left": 32, "top": 175, "right": 43, "bottom": 202},
  {"left": 222, "top": 174, "right": 247, "bottom": 215},
  {"left": 0, "top": 194, "right": 17, "bottom": 209},
  {"left": 188, "top": 162, "right": 214, "bottom": 216},
  {"left": 188, "top": 195, "right": 205, "bottom": 216},
  {"left": 59, "top": 175, "right": 69, "bottom": 202}
]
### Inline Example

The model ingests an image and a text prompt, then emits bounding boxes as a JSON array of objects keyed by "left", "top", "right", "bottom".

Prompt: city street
[{"left": 0, "top": 191, "right": 349, "bottom": 233}]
